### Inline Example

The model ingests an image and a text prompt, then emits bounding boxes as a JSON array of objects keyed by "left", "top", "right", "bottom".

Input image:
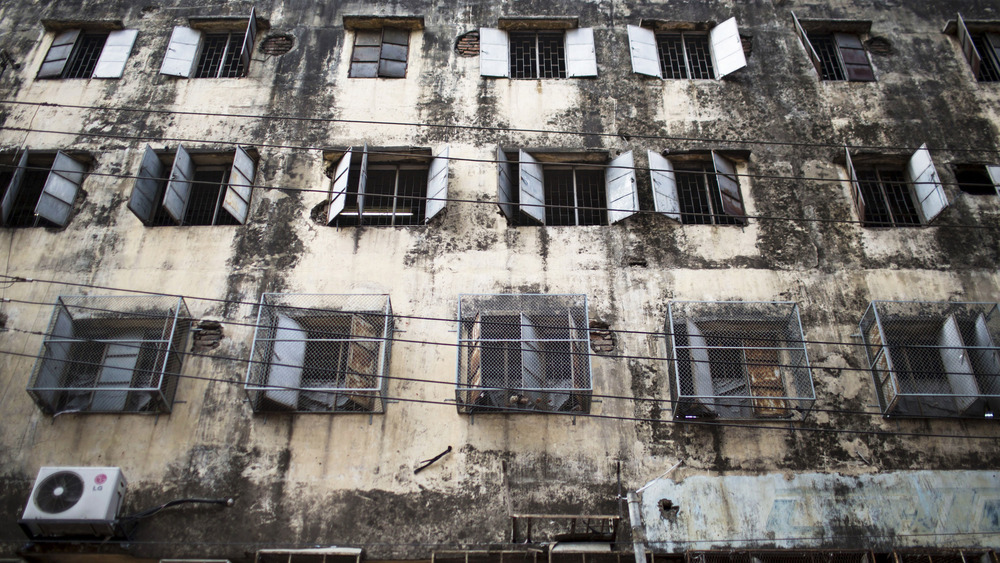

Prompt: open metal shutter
[
  {"left": 38, "top": 29, "right": 81, "bottom": 78},
  {"left": 93, "top": 29, "right": 138, "bottom": 78},
  {"left": 627, "top": 25, "right": 660, "bottom": 77},
  {"left": 565, "top": 27, "right": 598, "bottom": 77},
  {"left": 467, "top": 313, "right": 484, "bottom": 405},
  {"left": 222, "top": 145, "right": 255, "bottom": 224},
  {"left": 712, "top": 151, "right": 746, "bottom": 221},
  {"left": 95, "top": 337, "right": 141, "bottom": 412},
  {"left": 686, "top": 320, "right": 716, "bottom": 414},
  {"left": 327, "top": 148, "right": 352, "bottom": 224},
  {"left": 791, "top": 12, "right": 823, "bottom": 78},
  {"left": 357, "top": 144, "right": 369, "bottom": 217},
  {"left": 986, "top": 164, "right": 1000, "bottom": 197},
  {"left": 973, "top": 312, "right": 1000, "bottom": 396},
  {"left": 160, "top": 26, "right": 203, "bottom": 77},
  {"left": 479, "top": 28, "right": 510, "bottom": 77},
  {"left": 35, "top": 304, "right": 76, "bottom": 410},
  {"left": 129, "top": 145, "right": 165, "bottom": 224},
  {"left": 938, "top": 314, "right": 978, "bottom": 414},
  {"left": 835, "top": 33, "right": 875, "bottom": 81},
  {"left": 518, "top": 150, "right": 545, "bottom": 224},
  {"left": 497, "top": 146, "right": 516, "bottom": 220},
  {"left": 907, "top": 143, "right": 948, "bottom": 223},
  {"left": 265, "top": 315, "right": 305, "bottom": 410},
  {"left": 648, "top": 151, "right": 680, "bottom": 221},
  {"left": 162, "top": 144, "right": 195, "bottom": 224},
  {"left": 1, "top": 150, "right": 28, "bottom": 225},
  {"left": 845, "top": 147, "right": 865, "bottom": 222},
  {"left": 425, "top": 146, "right": 450, "bottom": 222},
  {"left": 520, "top": 314, "right": 545, "bottom": 407},
  {"left": 239, "top": 7, "right": 258, "bottom": 75},
  {"left": 36, "top": 151, "right": 86, "bottom": 227},
  {"left": 957, "top": 14, "right": 983, "bottom": 79},
  {"left": 605, "top": 151, "right": 637, "bottom": 224},
  {"left": 708, "top": 17, "right": 747, "bottom": 78}
]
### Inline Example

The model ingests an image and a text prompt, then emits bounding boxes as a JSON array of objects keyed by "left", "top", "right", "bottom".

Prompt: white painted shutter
[
  {"left": 327, "top": 148, "right": 352, "bottom": 225},
  {"left": 648, "top": 151, "right": 680, "bottom": 222},
  {"left": 38, "top": 29, "right": 80, "bottom": 78},
  {"left": 93, "top": 29, "right": 138, "bottom": 78},
  {"left": 480, "top": 28, "right": 510, "bottom": 77},
  {"left": 265, "top": 315, "right": 305, "bottom": 410},
  {"left": 907, "top": 143, "right": 947, "bottom": 223},
  {"left": 973, "top": 312, "right": 1000, "bottom": 396},
  {"left": 1, "top": 150, "right": 28, "bottom": 226},
  {"left": 565, "top": 27, "right": 598, "bottom": 77},
  {"left": 627, "top": 25, "right": 660, "bottom": 77},
  {"left": 36, "top": 151, "right": 85, "bottom": 227},
  {"left": 94, "top": 338, "right": 141, "bottom": 411},
  {"left": 709, "top": 17, "right": 747, "bottom": 78},
  {"left": 987, "top": 165, "right": 1000, "bottom": 197},
  {"left": 938, "top": 314, "right": 978, "bottom": 414},
  {"left": 520, "top": 313, "right": 546, "bottom": 409},
  {"left": 223, "top": 145, "right": 255, "bottom": 224},
  {"left": 497, "top": 145, "right": 515, "bottom": 220},
  {"left": 791, "top": 12, "right": 822, "bottom": 78},
  {"left": 686, "top": 320, "right": 716, "bottom": 414},
  {"left": 162, "top": 144, "right": 195, "bottom": 224},
  {"left": 845, "top": 147, "right": 865, "bottom": 222},
  {"left": 160, "top": 26, "right": 203, "bottom": 77},
  {"left": 357, "top": 143, "right": 369, "bottom": 217},
  {"left": 240, "top": 7, "right": 258, "bottom": 74},
  {"left": 957, "top": 14, "right": 982, "bottom": 79},
  {"left": 606, "top": 151, "right": 637, "bottom": 224},
  {"left": 129, "top": 145, "right": 164, "bottom": 224},
  {"left": 425, "top": 146, "right": 449, "bottom": 222},
  {"left": 712, "top": 151, "right": 746, "bottom": 221},
  {"left": 519, "top": 149, "right": 545, "bottom": 224}
]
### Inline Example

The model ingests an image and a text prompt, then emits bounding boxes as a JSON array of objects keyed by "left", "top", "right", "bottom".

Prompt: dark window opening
[
  {"left": 63, "top": 33, "right": 109, "bottom": 79},
  {"left": 1, "top": 157, "right": 63, "bottom": 228},
  {"left": 338, "top": 164, "right": 428, "bottom": 227},
  {"left": 955, "top": 167, "right": 996, "bottom": 195},
  {"left": 542, "top": 168, "right": 606, "bottom": 226},
  {"left": 147, "top": 156, "right": 243, "bottom": 226},
  {"left": 972, "top": 34, "right": 1000, "bottom": 82},
  {"left": 510, "top": 31, "right": 566, "bottom": 79},
  {"left": 810, "top": 34, "right": 847, "bottom": 81},
  {"left": 656, "top": 33, "right": 714, "bottom": 79},
  {"left": 676, "top": 166, "right": 742, "bottom": 225},
  {"left": 195, "top": 33, "right": 246, "bottom": 78},
  {"left": 857, "top": 168, "right": 921, "bottom": 227},
  {"left": 349, "top": 27, "right": 410, "bottom": 78}
]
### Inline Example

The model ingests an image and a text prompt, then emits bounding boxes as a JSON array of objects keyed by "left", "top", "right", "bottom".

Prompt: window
[
  {"left": 37, "top": 27, "right": 138, "bottom": 79},
  {"left": 245, "top": 294, "right": 392, "bottom": 413},
  {"left": 256, "top": 547, "right": 363, "bottom": 563},
  {"left": 954, "top": 14, "right": 1000, "bottom": 82},
  {"left": 349, "top": 27, "right": 410, "bottom": 78},
  {"left": 325, "top": 145, "right": 450, "bottom": 226},
  {"left": 159, "top": 8, "right": 257, "bottom": 78},
  {"left": 497, "top": 148, "right": 636, "bottom": 226},
  {"left": 667, "top": 301, "right": 815, "bottom": 420},
  {"left": 456, "top": 294, "right": 591, "bottom": 414},
  {"left": 860, "top": 301, "right": 1000, "bottom": 418},
  {"left": 127, "top": 144, "right": 256, "bottom": 226},
  {"left": 479, "top": 20, "right": 597, "bottom": 78},
  {"left": 647, "top": 150, "right": 747, "bottom": 225},
  {"left": 26, "top": 296, "right": 191, "bottom": 415},
  {"left": 792, "top": 13, "right": 875, "bottom": 81},
  {"left": 953, "top": 164, "right": 1000, "bottom": 195},
  {"left": 844, "top": 144, "right": 949, "bottom": 227},
  {"left": 626, "top": 19, "right": 747, "bottom": 80},
  {"left": 0, "top": 150, "right": 87, "bottom": 228}
]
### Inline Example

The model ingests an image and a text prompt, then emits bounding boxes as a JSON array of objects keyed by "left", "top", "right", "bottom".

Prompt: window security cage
[
  {"left": 245, "top": 294, "right": 393, "bottom": 414},
  {"left": 456, "top": 294, "right": 591, "bottom": 414},
  {"left": 891, "top": 551, "right": 998, "bottom": 563},
  {"left": 860, "top": 301, "right": 1000, "bottom": 418},
  {"left": 687, "top": 551, "right": 875, "bottom": 563},
  {"left": 667, "top": 301, "right": 815, "bottom": 420},
  {"left": 26, "top": 295, "right": 191, "bottom": 415}
]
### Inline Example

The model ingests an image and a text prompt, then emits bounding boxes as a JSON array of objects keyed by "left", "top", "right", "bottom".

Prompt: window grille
[
  {"left": 855, "top": 168, "right": 921, "bottom": 226},
  {"left": 675, "top": 165, "right": 743, "bottom": 225},
  {"left": 26, "top": 295, "right": 191, "bottom": 415},
  {"left": 687, "top": 551, "right": 875, "bottom": 563},
  {"left": 656, "top": 33, "right": 714, "bottom": 79},
  {"left": 667, "top": 301, "right": 815, "bottom": 420},
  {"left": 62, "top": 33, "right": 109, "bottom": 78},
  {"left": 195, "top": 32, "right": 246, "bottom": 78},
  {"left": 456, "top": 294, "right": 591, "bottom": 414},
  {"left": 245, "top": 294, "right": 393, "bottom": 414},
  {"left": 255, "top": 548, "right": 362, "bottom": 563},
  {"left": 860, "top": 301, "right": 1000, "bottom": 418},
  {"left": 542, "top": 167, "right": 607, "bottom": 226},
  {"left": 792, "top": 14, "right": 875, "bottom": 82},
  {"left": 510, "top": 31, "right": 567, "bottom": 78}
]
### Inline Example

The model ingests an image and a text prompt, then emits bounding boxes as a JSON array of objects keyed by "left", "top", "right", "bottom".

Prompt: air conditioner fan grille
[{"left": 35, "top": 471, "right": 84, "bottom": 514}]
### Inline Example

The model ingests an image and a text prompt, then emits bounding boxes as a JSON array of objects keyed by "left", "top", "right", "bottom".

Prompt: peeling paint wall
[{"left": 0, "top": 0, "right": 999, "bottom": 561}]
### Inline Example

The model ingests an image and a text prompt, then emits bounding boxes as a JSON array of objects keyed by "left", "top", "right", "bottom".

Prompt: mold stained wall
[{"left": 0, "top": 0, "right": 998, "bottom": 560}]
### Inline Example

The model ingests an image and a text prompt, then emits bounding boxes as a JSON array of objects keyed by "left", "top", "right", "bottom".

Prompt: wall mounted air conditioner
[{"left": 19, "top": 466, "right": 127, "bottom": 538}]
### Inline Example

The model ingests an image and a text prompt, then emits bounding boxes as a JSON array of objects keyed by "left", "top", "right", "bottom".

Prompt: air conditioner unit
[{"left": 19, "top": 466, "right": 127, "bottom": 538}]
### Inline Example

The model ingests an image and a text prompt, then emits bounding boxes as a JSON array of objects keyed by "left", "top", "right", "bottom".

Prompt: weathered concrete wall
[{"left": 0, "top": 0, "right": 999, "bottom": 561}]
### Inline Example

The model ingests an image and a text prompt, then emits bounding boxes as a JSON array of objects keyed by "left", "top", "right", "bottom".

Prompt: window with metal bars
[
  {"left": 971, "top": 33, "right": 1000, "bottom": 82},
  {"left": 648, "top": 150, "right": 748, "bottom": 225},
  {"left": 792, "top": 14, "right": 875, "bottom": 82},
  {"left": 655, "top": 32, "right": 714, "bottom": 79},
  {"left": 855, "top": 167, "right": 921, "bottom": 227},
  {"left": 349, "top": 27, "right": 410, "bottom": 78},
  {"left": 62, "top": 33, "right": 109, "bottom": 78},
  {"left": 509, "top": 31, "right": 567, "bottom": 78},
  {"left": 0, "top": 150, "right": 87, "bottom": 228},
  {"left": 675, "top": 165, "right": 743, "bottom": 225},
  {"left": 194, "top": 32, "right": 246, "bottom": 78},
  {"left": 37, "top": 28, "right": 138, "bottom": 80},
  {"left": 541, "top": 167, "right": 607, "bottom": 226}
]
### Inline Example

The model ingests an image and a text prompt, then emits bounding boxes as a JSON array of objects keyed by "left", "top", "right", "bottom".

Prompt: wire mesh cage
[
  {"left": 860, "top": 301, "right": 1000, "bottom": 418},
  {"left": 456, "top": 294, "right": 591, "bottom": 414},
  {"left": 245, "top": 294, "right": 393, "bottom": 414},
  {"left": 892, "top": 551, "right": 998, "bottom": 563},
  {"left": 687, "top": 551, "right": 875, "bottom": 563},
  {"left": 26, "top": 295, "right": 191, "bottom": 415},
  {"left": 666, "top": 301, "right": 815, "bottom": 420}
]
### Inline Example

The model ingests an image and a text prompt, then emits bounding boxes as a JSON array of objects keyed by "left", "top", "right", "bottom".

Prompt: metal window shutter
[
  {"left": 344, "top": 315, "right": 380, "bottom": 411},
  {"left": 480, "top": 27, "right": 510, "bottom": 77},
  {"left": 93, "top": 29, "right": 138, "bottom": 78},
  {"left": 845, "top": 147, "right": 866, "bottom": 222},
  {"left": 605, "top": 150, "right": 637, "bottom": 224},
  {"left": 987, "top": 164, "right": 1000, "bottom": 197},
  {"left": 907, "top": 143, "right": 947, "bottom": 223},
  {"left": 1, "top": 150, "right": 28, "bottom": 225},
  {"left": 708, "top": 17, "right": 747, "bottom": 78},
  {"left": 466, "top": 312, "right": 484, "bottom": 405},
  {"left": 239, "top": 7, "right": 258, "bottom": 75},
  {"left": 497, "top": 146, "right": 516, "bottom": 221},
  {"left": 791, "top": 12, "right": 822, "bottom": 78},
  {"left": 38, "top": 29, "right": 81, "bottom": 78},
  {"left": 520, "top": 313, "right": 546, "bottom": 408},
  {"left": 565, "top": 27, "right": 598, "bottom": 77},
  {"left": 35, "top": 304, "right": 76, "bottom": 410},
  {"left": 162, "top": 144, "right": 195, "bottom": 224},
  {"left": 327, "top": 148, "right": 352, "bottom": 224},
  {"left": 938, "top": 314, "right": 978, "bottom": 414},
  {"left": 627, "top": 25, "right": 660, "bottom": 77},
  {"left": 686, "top": 320, "right": 716, "bottom": 414},
  {"left": 128, "top": 145, "right": 165, "bottom": 224},
  {"left": 648, "top": 151, "right": 681, "bottom": 222},
  {"left": 357, "top": 143, "right": 369, "bottom": 217},
  {"left": 957, "top": 14, "right": 983, "bottom": 79},
  {"left": 425, "top": 146, "right": 450, "bottom": 222},
  {"left": 265, "top": 314, "right": 305, "bottom": 410},
  {"left": 94, "top": 339, "right": 141, "bottom": 412},
  {"left": 711, "top": 151, "right": 747, "bottom": 222},
  {"left": 518, "top": 149, "right": 545, "bottom": 225},
  {"left": 160, "top": 26, "right": 204, "bottom": 77},
  {"left": 973, "top": 312, "right": 1000, "bottom": 396},
  {"left": 36, "top": 151, "right": 86, "bottom": 227},
  {"left": 835, "top": 33, "right": 875, "bottom": 81},
  {"left": 222, "top": 145, "right": 255, "bottom": 224}
]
